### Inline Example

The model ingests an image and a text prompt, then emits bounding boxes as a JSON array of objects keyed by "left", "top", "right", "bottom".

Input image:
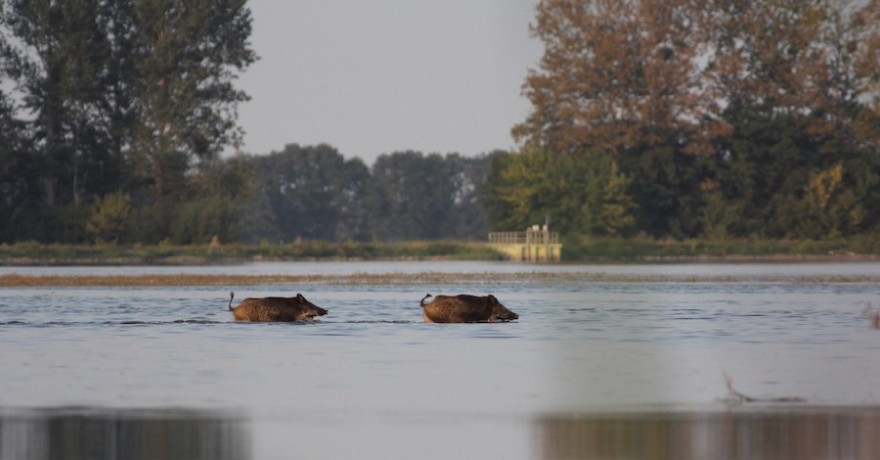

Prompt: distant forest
[{"left": 2, "top": 0, "right": 880, "bottom": 245}]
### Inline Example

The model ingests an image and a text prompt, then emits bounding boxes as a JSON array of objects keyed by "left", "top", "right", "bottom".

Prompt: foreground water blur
[
  {"left": 2, "top": 261, "right": 880, "bottom": 459},
  {"left": 0, "top": 407, "right": 248, "bottom": 460}
]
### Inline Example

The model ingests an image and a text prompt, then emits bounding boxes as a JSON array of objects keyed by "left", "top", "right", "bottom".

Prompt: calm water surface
[{"left": 2, "top": 262, "right": 880, "bottom": 459}]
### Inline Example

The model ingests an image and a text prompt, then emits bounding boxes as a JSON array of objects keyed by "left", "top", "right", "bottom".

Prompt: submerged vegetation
[{"left": 3, "top": 271, "right": 879, "bottom": 288}]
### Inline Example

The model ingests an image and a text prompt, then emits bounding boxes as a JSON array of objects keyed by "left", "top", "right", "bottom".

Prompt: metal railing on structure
[
  {"left": 488, "top": 232, "right": 526, "bottom": 244},
  {"left": 488, "top": 227, "right": 559, "bottom": 246}
]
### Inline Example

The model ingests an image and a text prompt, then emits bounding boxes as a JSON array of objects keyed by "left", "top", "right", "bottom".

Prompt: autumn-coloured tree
[
  {"left": 517, "top": 0, "right": 880, "bottom": 157},
  {"left": 703, "top": 0, "right": 880, "bottom": 237},
  {"left": 703, "top": 0, "right": 880, "bottom": 141},
  {"left": 506, "top": 0, "right": 880, "bottom": 238},
  {"left": 511, "top": 0, "right": 728, "bottom": 237},
  {"left": 514, "top": 0, "right": 727, "bottom": 156}
]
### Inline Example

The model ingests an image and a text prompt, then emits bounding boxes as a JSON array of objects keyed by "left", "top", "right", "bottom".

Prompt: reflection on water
[
  {"left": 537, "top": 406, "right": 880, "bottom": 460},
  {"left": 0, "top": 407, "right": 249, "bottom": 460}
]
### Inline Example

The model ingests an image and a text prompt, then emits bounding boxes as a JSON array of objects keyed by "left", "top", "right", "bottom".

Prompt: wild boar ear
[
  {"left": 297, "top": 293, "right": 305, "bottom": 302},
  {"left": 488, "top": 295, "right": 498, "bottom": 304}
]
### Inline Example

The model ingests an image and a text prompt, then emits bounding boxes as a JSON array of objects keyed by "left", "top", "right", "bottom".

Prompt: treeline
[
  {"left": 492, "top": 0, "right": 880, "bottom": 241},
  {"left": 0, "top": 0, "right": 256, "bottom": 243},
  {"left": 228, "top": 145, "right": 494, "bottom": 244},
  {"left": 3, "top": 0, "right": 880, "bottom": 247},
  {"left": 0, "top": 1, "right": 496, "bottom": 245},
  {"left": 1, "top": 140, "right": 497, "bottom": 244}
]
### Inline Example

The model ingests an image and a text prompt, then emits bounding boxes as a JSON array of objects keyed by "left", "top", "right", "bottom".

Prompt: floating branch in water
[
  {"left": 722, "top": 372, "right": 806, "bottom": 403},
  {"left": 863, "top": 303, "right": 880, "bottom": 330}
]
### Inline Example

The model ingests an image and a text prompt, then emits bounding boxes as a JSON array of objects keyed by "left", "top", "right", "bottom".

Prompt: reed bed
[
  {"left": 2, "top": 272, "right": 879, "bottom": 287},
  {"left": 2, "top": 238, "right": 880, "bottom": 265},
  {"left": 0, "top": 240, "right": 505, "bottom": 265}
]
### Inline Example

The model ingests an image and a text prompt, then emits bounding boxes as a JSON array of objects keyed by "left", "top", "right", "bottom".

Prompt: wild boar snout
[
  {"left": 486, "top": 295, "right": 518, "bottom": 322},
  {"left": 492, "top": 309, "right": 518, "bottom": 322}
]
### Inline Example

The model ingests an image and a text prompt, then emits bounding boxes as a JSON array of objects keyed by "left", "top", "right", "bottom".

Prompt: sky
[{"left": 234, "top": 0, "right": 543, "bottom": 165}]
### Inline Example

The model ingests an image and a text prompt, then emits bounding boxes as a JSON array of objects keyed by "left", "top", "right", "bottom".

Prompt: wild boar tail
[
  {"left": 420, "top": 293, "right": 432, "bottom": 306},
  {"left": 228, "top": 291, "right": 235, "bottom": 311}
]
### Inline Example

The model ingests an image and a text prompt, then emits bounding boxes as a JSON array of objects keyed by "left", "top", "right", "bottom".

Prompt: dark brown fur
[
  {"left": 420, "top": 293, "right": 518, "bottom": 323},
  {"left": 228, "top": 291, "right": 327, "bottom": 322}
]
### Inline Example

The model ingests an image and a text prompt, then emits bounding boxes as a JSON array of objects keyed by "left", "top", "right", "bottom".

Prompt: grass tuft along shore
[
  {"left": 1, "top": 236, "right": 879, "bottom": 265},
  {"left": 0, "top": 240, "right": 505, "bottom": 265}
]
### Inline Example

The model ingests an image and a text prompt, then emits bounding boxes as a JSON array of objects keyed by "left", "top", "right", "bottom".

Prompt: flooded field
[{"left": 2, "top": 261, "right": 880, "bottom": 459}]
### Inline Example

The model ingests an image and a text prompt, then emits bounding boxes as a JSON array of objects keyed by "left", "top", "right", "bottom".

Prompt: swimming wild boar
[
  {"left": 420, "top": 293, "right": 519, "bottom": 323},
  {"left": 227, "top": 292, "right": 327, "bottom": 322}
]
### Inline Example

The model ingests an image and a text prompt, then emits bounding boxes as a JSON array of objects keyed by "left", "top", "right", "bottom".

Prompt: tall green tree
[
  {"left": 165, "top": 153, "right": 255, "bottom": 244},
  {"left": 444, "top": 153, "right": 493, "bottom": 240},
  {"left": 336, "top": 156, "right": 372, "bottom": 241},
  {"left": 0, "top": 0, "right": 255, "bottom": 243},
  {"left": 711, "top": 101, "right": 879, "bottom": 239},
  {"left": 253, "top": 144, "right": 370, "bottom": 242},
  {"left": 129, "top": 0, "right": 256, "bottom": 197},
  {"left": 620, "top": 140, "right": 708, "bottom": 238},
  {"left": 369, "top": 151, "right": 457, "bottom": 241},
  {"left": 0, "top": 92, "right": 38, "bottom": 241},
  {"left": 1, "top": 0, "right": 119, "bottom": 211},
  {"left": 485, "top": 147, "right": 635, "bottom": 237}
]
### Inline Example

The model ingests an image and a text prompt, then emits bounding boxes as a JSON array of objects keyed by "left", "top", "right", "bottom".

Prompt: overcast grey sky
[{"left": 235, "top": 0, "right": 543, "bottom": 164}]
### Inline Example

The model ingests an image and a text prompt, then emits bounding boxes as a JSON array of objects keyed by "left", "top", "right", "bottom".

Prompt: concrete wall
[{"left": 490, "top": 243, "right": 562, "bottom": 262}]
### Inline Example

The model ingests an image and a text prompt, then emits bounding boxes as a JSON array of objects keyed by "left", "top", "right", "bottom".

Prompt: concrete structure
[{"left": 488, "top": 225, "right": 562, "bottom": 262}]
